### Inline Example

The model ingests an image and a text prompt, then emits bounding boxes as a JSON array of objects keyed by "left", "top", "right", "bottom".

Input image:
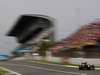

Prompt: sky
[{"left": 0, "top": 0, "right": 100, "bottom": 53}]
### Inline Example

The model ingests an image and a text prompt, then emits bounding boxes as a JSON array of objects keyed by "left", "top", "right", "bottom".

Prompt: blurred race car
[{"left": 79, "top": 62, "right": 95, "bottom": 70}]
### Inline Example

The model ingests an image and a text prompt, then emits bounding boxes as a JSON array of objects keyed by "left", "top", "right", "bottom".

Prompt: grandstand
[
  {"left": 50, "top": 21, "right": 100, "bottom": 58},
  {"left": 7, "top": 14, "right": 55, "bottom": 54}
]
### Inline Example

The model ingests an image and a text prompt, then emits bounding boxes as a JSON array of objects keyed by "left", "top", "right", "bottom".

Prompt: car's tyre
[
  {"left": 87, "top": 67, "right": 91, "bottom": 70},
  {"left": 90, "top": 65, "right": 95, "bottom": 70},
  {"left": 79, "top": 66, "right": 82, "bottom": 70},
  {"left": 79, "top": 68, "right": 82, "bottom": 70}
]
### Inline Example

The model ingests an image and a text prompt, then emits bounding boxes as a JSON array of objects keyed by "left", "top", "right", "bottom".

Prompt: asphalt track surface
[{"left": 0, "top": 60, "right": 100, "bottom": 75}]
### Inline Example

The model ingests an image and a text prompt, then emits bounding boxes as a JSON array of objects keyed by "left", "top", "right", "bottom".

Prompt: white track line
[
  {"left": 3, "top": 63, "right": 87, "bottom": 75},
  {"left": 31, "top": 61, "right": 100, "bottom": 70},
  {"left": 0, "top": 67, "right": 21, "bottom": 75}
]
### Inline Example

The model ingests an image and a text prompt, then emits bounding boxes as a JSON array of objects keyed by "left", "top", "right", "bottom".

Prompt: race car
[{"left": 79, "top": 62, "right": 95, "bottom": 70}]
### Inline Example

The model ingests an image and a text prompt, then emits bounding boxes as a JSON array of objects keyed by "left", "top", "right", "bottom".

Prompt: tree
[{"left": 38, "top": 39, "right": 53, "bottom": 57}]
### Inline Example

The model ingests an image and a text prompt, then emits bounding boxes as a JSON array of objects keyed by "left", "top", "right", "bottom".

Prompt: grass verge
[
  {"left": 32, "top": 60, "right": 100, "bottom": 69},
  {"left": 32, "top": 60, "right": 79, "bottom": 66},
  {"left": 0, "top": 68, "right": 8, "bottom": 75}
]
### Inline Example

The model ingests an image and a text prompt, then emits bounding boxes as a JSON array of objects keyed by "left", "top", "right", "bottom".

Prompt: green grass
[
  {"left": 33, "top": 60, "right": 60, "bottom": 64},
  {"left": 64, "top": 64, "right": 79, "bottom": 66},
  {"left": 32, "top": 60, "right": 100, "bottom": 69},
  {"left": 0, "top": 68, "right": 8, "bottom": 75},
  {"left": 95, "top": 65, "right": 100, "bottom": 68},
  {"left": 32, "top": 60, "right": 79, "bottom": 66}
]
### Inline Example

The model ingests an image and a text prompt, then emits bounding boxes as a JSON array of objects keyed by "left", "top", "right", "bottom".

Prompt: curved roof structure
[{"left": 7, "top": 14, "right": 54, "bottom": 43}]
